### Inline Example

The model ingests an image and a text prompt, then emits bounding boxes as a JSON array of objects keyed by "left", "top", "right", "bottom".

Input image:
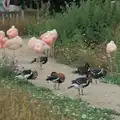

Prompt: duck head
[{"left": 86, "top": 69, "right": 92, "bottom": 83}]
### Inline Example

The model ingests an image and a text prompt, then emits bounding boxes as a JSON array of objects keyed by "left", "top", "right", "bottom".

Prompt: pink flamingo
[
  {"left": 0, "top": 31, "right": 8, "bottom": 58},
  {"left": 28, "top": 37, "right": 50, "bottom": 69},
  {"left": 7, "top": 25, "right": 18, "bottom": 39},
  {"left": 106, "top": 41, "right": 117, "bottom": 73},
  {"left": 28, "top": 37, "right": 50, "bottom": 54},
  {"left": 39, "top": 29, "right": 58, "bottom": 58},
  {"left": 6, "top": 36, "right": 23, "bottom": 60}
]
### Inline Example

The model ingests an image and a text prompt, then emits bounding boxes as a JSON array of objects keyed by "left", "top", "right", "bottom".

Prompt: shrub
[
  {"left": 27, "top": 0, "right": 120, "bottom": 46},
  {"left": 0, "top": 57, "right": 16, "bottom": 79},
  {"left": 105, "top": 74, "right": 120, "bottom": 85}
]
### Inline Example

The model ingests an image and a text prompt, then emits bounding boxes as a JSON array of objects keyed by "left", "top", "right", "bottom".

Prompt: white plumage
[
  {"left": 106, "top": 41, "right": 117, "bottom": 57},
  {"left": 106, "top": 41, "right": 117, "bottom": 73}
]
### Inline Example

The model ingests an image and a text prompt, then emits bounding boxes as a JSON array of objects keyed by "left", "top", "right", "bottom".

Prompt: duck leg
[
  {"left": 57, "top": 83, "right": 60, "bottom": 90},
  {"left": 40, "top": 62, "right": 43, "bottom": 70},
  {"left": 78, "top": 89, "right": 80, "bottom": 97},
  {"left": 53, "top": 82, "right": 57, "bottom": 90},
  {"left": 95, "top": 79, "right": 97, "bottom": 84},
  {"left": 81, "top": 88, "right": 84, "bottom": 95}
]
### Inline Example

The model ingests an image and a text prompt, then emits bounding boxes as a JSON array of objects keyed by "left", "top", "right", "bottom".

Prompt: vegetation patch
[{"left": 0, "top": 61, "right": 119, "bottom": 120}]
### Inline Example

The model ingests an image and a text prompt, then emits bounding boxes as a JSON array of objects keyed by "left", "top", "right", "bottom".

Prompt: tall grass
[{"left": 0, "top": 87, "right": 69, "bottom": 120}]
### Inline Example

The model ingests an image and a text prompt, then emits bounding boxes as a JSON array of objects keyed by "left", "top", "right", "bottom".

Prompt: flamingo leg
[
  {"left": 3, "top": 48, "right": 6, "bottom": 58},
  {"left": 115, "top": 53, "right": 118, "bottom": 73},
  {"left": 52, "top": 43, "right": 55, "bottom": 59},
  {"left": 1, "top": 50, "right": 4, "bottom": 59},
  {"left": 46, "top": 49, "right": 49, "bottom": 58},
  {"left": 12, "top": 50, "right": 16, "bottom": 64},
  {"left": 50, "top": 43, "right": 55, "bottom": 59},
  {"left": 13, "top": 50, "right": 16, "bottom": 57},
  {"left": 3, "top": 48, "right": 5, "bottom": 54},
  {"left": 109, "top": 57, "right": 113, "bottom": 74},
  {"left": 50, "top": 46, "right": 52, "bottom": 58}
]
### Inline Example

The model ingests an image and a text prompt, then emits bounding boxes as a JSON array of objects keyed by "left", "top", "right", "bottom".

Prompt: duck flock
[{"left": 0, "top": 25, "right": 118, "bottom": 97}]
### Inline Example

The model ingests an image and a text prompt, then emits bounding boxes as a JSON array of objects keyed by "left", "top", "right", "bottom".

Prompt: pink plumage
[
  {"left": 28, "top": 37, "right": 37, "bottom": 50},
  {"left": 7, "top": 26, "right": 18, "bottom": 39},
  {"left": 33, "top": 40, "right": 44, "bottom": 53},
  {"left": 0, "top": 37, "right": 8, "bottom": 48},
  {"left": 0, "top": 31, "right": 5, "bottom": 38},
  {"left": 0, "top": 31, "right": 8, "bottom": 48},
  {"left": 40, "top": 29, "right": 58, "bottom": 46},
  {"left": 28, "top": 37, "right": 50, "bottom": 53}
]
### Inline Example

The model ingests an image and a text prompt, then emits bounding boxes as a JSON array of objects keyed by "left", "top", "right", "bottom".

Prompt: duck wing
[
  {"left": 46, "top": 76, "right": 59, "bottom": 81},
  {"left": 22, "top": 70, "right": 32, "bottom": 75},
  {"left": 90, "top": 68, "right": 105, "bottom": 79},
  {"left": 40, "top": 57, "right": 48, "bottom": 64},
  {"left": 90, "top": 68, "right": 101, "bottom": 73},
  {"left": 72, "top": 77, "right": 87, "bottom": 85},
  {"left": 30, "top": 58, "right": 36, "bottom": 63}
]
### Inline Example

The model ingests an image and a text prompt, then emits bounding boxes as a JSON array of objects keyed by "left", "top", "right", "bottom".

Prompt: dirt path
[{"left": 5, "top": 38, "right": 120, "bottom": 117}]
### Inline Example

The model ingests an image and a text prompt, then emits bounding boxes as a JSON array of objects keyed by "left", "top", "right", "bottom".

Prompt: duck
[
  {"left": 30, "top": 56, "right": 48, "bottom": 68},
  {"left": 89, "top": 67, "right": 107, "bottom": 84},
  {"left": 73, "top": 62, "right": 107, "bottom": 84},
  {"left": 68, "top": 70, "right": 92, "bottom": 97},
  {"left": 46, "top": 72, "right": 65, "bottom": 90},
  {"left": 15, "top": 69, "right": 38, "bottom": 80},
  {"left": 72, "top": 63, "right": 90, "bottom": 75}
]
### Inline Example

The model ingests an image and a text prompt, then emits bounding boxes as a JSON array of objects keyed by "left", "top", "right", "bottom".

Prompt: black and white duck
[
  {"left": 73, "top": 62, "right": 107, "bottom": 84},
  {"left": 89, "top": 67, "right": 107, "bottom": 84},
  {"left": 15, "top": 69, "right": 38, "bottom": 80},
  {"left": 72, "top": 63, "right": 90, "bottom": 75},
  {"left": 30, "top": 56, "right": 48, "bottom": 68},
  {"left": 68, "top": 71, "right": 92, "bottom": 97}
]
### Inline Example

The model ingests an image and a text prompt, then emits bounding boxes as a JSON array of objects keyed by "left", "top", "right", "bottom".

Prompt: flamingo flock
[{"left": 0, "top": 25, "right": 58, "bottom": 66}]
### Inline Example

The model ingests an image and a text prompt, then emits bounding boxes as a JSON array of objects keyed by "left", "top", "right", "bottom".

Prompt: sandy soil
[{"left": 4, "top": 38, "right": 120, "bottom": 119}]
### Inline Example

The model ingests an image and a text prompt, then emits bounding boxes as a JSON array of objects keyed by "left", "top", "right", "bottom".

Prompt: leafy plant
[{"left": 105, "top": 74, "right": 120, "bottom": 85}]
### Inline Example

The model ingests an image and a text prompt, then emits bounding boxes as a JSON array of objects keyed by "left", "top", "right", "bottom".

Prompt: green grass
[
  {"left": 105, "top": 74, "right": 120, "bottom": 85},
  {"left": 54, "top": 43, "right": 108, "bottom": 68}
]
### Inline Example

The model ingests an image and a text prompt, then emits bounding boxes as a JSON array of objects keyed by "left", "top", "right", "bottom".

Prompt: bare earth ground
[{"left": 4, "top": 38, "right": 120, "bottom": 119}]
